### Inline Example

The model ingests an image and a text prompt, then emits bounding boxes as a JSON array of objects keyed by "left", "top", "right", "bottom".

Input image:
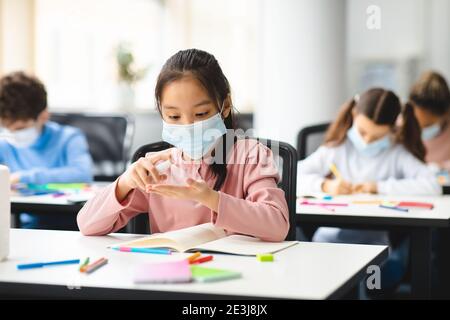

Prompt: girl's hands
[
  {"left": 352, "top": 182, "right": 378, "bottom": 194},
  {"left": 148, "top": 178, "right": 220, "bottom": 212},
  {"left": 115, "top": 149, "right": 219, "bottom": 211},
  {"left": 321, "top": 179, "right": 378, "bottom": 195},
  {"left": 322, "top": 178, "right": 353, "bottom": 195},
  {"left": 115, "top": 151, "right": 171, "bottom": 202}
]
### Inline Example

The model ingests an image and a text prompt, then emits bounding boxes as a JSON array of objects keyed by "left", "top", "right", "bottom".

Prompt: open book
[{"left": 108, "top": 223, "right": 298, "bottom": 256}]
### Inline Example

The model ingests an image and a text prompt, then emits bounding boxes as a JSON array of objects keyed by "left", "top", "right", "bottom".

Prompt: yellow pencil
[{"left": 329, "top": 163, "right": 342, "bottom": 180}]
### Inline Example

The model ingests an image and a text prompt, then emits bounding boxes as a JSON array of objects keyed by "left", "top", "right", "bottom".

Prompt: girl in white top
[{"left": 298, "top": 88, "right": 441, "bottom": 245}]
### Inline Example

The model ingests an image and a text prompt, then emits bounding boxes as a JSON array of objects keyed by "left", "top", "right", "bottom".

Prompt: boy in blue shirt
[{"left": 0, "top": 71, "right": 93, "bottom": 229}]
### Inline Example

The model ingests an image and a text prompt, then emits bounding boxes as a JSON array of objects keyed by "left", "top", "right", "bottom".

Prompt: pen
[
  {"left": 52, "top": 192, "right": 66, "bottom": 198},
  {"left": 379, "top": 204, "right": 409, "bottom": 212},
  {"left": 17, "top": 259, "right": 80, "bottom": 270},
  {"left": 300, "top": 200, "right": 348, "bottom": 207},
  {"left": 111, "top": 247, "right": 172, "bottom": 255},
  {"left": 329, "top": 163, "right": 342, "bottom": 180}
]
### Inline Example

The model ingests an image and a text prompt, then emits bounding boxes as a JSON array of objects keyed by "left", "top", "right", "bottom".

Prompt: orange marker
[{"left": 187, "top": 252, "right": 201, "bottom": 263}]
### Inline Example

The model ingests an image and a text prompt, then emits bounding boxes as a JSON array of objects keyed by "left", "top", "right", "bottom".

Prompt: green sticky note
[
  {"left": 27, "top": 183, "right": 88, "bottom": 191},
  {"left": 190, "top": 266, "right": 241, "bottom": 283},
  {"left": 45, "top": 183, "right": 88, "bottom": 190},
  {"left": 256, "top": 253, "right": 274, "bottom": 262}
]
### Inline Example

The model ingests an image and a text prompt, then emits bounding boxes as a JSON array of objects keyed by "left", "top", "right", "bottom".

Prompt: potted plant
[{"left": 116, "top": 42, "right": 149, "bottom": 110}]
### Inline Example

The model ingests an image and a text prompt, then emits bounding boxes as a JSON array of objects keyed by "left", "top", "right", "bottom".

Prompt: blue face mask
[
  {"left": 421, "top": 123, "right": 441, "bottom": 141},
  {"left": 161, "top": 110, "right": 227, "bottom": 160},
  {"left": 347, "top": 124, "right": 392, "bottom": 157}
]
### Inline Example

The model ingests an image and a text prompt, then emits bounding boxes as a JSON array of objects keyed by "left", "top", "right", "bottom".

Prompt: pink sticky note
[{"left": 134, "top": 259, "right": 192, "bottom": 284}]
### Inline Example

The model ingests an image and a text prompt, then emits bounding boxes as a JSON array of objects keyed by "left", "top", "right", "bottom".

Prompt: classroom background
[
  {"left": 1, "top": 0, "right": 450, "bottom": 302},
  {"left": 1, "top": 0, "right": 448, "bottom": 152}
]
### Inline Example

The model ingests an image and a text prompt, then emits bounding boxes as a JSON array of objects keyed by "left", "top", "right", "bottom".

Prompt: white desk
[
  {"left": 297, "top": 194, "right": 450, "bottom": 299},
  {"left": 0, "top": 229, "right": 388, "bottom": 300},
  {"left": 10, "top": 183, "right": 110, "bottom": 228},
  {"left": 10, "top": 182, "right": 110, "bottom": 205}
]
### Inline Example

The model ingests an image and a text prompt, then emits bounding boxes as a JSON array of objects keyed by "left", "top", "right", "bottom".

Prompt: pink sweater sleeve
[
  {"left": 213, "top": 143, "right": 290, "bottom": 242},
  {"left": 77, "top": 179, "right": 149, "bottom": 236}
]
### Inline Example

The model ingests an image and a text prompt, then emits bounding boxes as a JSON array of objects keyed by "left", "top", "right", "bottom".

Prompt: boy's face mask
[
  {"left": 0, "top": 124, "right": 41, "bottom": 148},
  {"left": 347, "top": 124, "right": 392, "bottom": 157},
  {"left": 161, "top": 106, "right": 227, "bottom": 160},
  {"left": 421, "top": 123, "right": 441, "bottom": 141}
]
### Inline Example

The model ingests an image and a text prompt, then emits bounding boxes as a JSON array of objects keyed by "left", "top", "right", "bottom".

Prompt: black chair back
[
  {"left": 296, "top": 122, "right": 330, "bottom": 160},
  {"left": 51, "top": 112, "right": 134, "bottom": 181}
]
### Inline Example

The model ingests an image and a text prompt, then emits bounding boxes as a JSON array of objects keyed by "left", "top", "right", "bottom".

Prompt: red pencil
[{"left": 190, "top": 255, "right": 213, "bottom": 264}]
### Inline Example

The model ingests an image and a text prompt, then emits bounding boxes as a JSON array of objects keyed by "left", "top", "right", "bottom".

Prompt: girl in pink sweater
[{"left": 77, "top": 49, "right": 289, "bottom": 241}]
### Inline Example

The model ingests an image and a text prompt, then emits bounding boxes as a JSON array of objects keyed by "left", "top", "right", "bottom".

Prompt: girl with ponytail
[
  {"left": 299, "top": 87, "right": 438, "bottom": 198},
  {"left": 298, "top": 87, "right": 440, "bottom": 241},
  {"left": 298, "top": 87, "right": 441, "bottom": 291}
]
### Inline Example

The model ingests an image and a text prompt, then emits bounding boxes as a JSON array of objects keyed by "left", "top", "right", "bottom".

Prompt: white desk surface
[
  {"left": 0, "top": 229, "right": 388, "bottom": 300},
  {"left": 297, "top": 194, "right": 450, "bottom": 223},
  {"left": 10, "top": 182, "right": 110, "bottom": 205}
]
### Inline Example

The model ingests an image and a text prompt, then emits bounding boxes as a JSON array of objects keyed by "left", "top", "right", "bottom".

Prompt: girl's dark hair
[
  {"left": 325, "top": 88, "right": 425, "bottom": 161},
  {"left": 155, "top": 48, "right": 235, "bottom": 191},
  {"left": 409, "top": 71, "right": 450, "bottom": 116}
]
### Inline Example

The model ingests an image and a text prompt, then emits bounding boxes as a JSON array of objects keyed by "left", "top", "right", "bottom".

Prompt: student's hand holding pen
[
  {"left": 115, "top": 150, "right": 172, "bottom": 202},
  {"left": 322, "top": 163, "right": 353, "bottom": 195},
  {"left": 352, "top": 182, "right": 378, "bottom": 194},
  {"left": 321, "top": 178, "right": 353, "bottom": 195}
]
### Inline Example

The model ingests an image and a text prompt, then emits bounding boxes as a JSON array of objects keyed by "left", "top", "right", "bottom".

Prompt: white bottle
[{"left": 0, "top": 165, "right": 10, "bottom": 261}]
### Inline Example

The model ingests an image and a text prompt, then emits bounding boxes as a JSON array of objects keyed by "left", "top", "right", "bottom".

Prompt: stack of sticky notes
[
  {"left": 190, "top": 266, "right": 241, "bottom": 283},
  {"left": 134, "top": 259, "right": 192, "bottom": 284},
  {"left": 133, "top": 258, "right": 241, "bottom": 284}
]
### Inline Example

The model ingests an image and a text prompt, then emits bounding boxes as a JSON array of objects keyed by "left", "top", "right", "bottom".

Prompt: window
[
  {"left": 35, "top": 0, "right": 164, "bottom": 111},
  {"left": 34, "top": 0, "right": 259, "bottom": 112}
]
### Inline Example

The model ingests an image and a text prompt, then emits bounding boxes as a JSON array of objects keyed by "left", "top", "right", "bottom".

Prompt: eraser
[{"left": 256, "top": 253, "right": 274, "bottom": 262}]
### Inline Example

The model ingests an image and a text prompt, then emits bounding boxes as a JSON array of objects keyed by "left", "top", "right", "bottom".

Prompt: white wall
[
  {"left": 425, "top": 0, "right": 450, "bottom": 80},
  {"left": 255, "top": 0, "right": 346, "bottom": 146},
  {"left": 0, "top": 0, "right": 35, "bottom": 73},
  {"left": 347, "top": 0, "right": 425, "bottom": 60},
  {"left": 346, "top": 0, "right": 427, "bottom": 99}
]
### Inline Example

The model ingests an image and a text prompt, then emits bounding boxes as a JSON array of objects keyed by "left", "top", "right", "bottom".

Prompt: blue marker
[
  {"left": 111, "top": 247, "right": 171, "bottom": 255},
  {"left": 17, "top": 259, "right": 80, "bottom": 270}
]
